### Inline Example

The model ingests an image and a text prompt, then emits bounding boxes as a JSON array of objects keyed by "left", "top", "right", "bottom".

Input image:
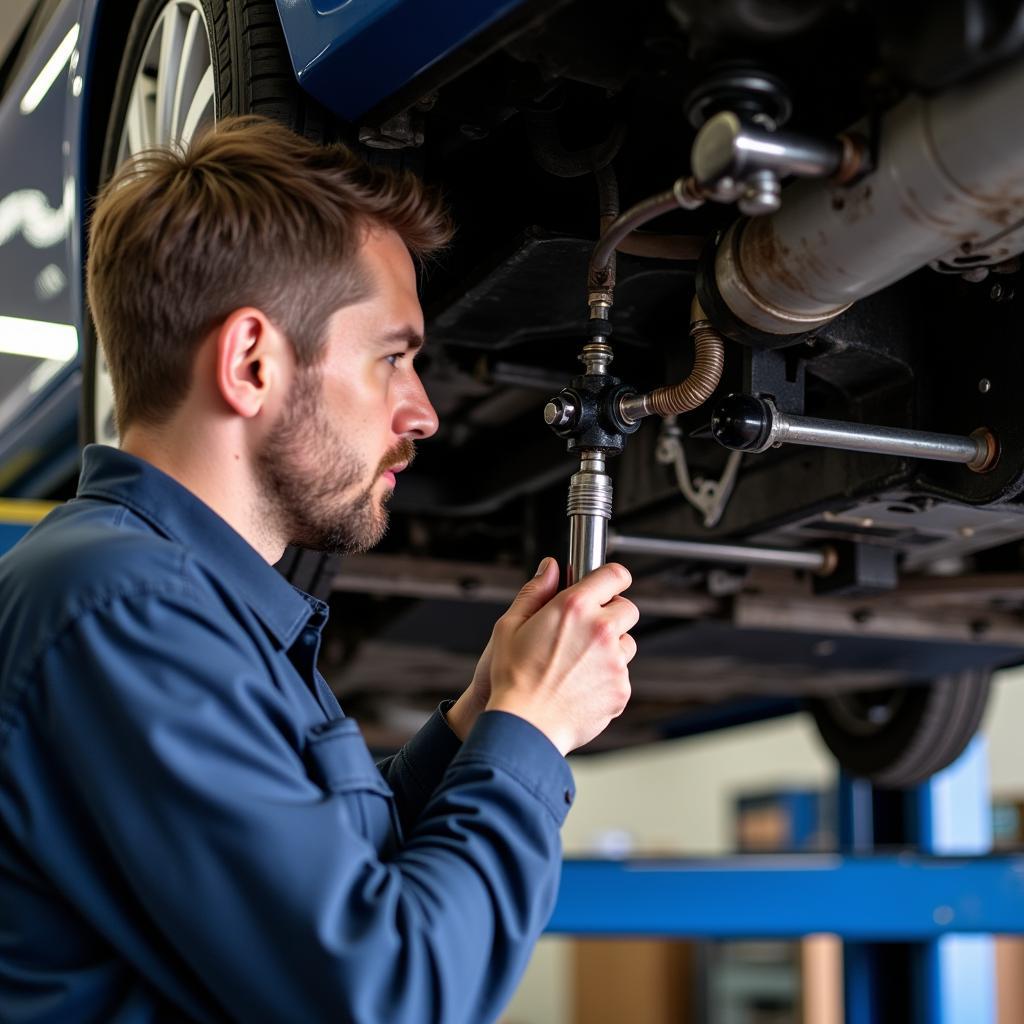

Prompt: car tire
[
  {"left": 81, "top": 0, "right": 327, "bottom": 448},
  {"left": 807, "top": 668, "right": 992, "bottom": 789}
]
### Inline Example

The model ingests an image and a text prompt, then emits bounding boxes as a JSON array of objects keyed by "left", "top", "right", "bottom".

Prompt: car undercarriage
[
  {"left": 292, "top": 0, "right": 1024, "bottom": 783},
  {"left": 36, "top": 0, "right": 1024, "bottom": 784}
]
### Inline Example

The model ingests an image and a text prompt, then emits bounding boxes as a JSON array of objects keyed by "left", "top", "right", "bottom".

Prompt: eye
[{"left": 385, "top": 352, "right": 404, "bottom": 367}]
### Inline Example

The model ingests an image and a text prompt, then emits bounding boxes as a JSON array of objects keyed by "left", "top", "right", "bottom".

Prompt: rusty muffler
[{"left": 699, "top": 55, "right": 1024, "bottom": 344}]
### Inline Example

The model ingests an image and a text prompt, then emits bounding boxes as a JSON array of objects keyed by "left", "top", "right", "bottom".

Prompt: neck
[{"left": 119, "top": 420, "right": 287, "bottom": 564}]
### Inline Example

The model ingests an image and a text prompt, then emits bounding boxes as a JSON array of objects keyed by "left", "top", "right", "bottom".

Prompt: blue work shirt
[{"left": 0, "top": 445, "right": 575, "bottom": 1023}]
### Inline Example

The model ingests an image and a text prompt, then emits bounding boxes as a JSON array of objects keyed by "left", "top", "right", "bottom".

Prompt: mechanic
[{"left": 0, "top": 116, "right": 638, "bottom": 1024}]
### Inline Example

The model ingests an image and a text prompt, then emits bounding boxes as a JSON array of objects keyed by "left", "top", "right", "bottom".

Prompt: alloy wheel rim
[{"left": 94, "top": 0, "right": 215, "bottom": 446}]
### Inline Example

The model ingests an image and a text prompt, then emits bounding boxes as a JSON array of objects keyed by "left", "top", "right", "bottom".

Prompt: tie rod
[{"left": 711, "top": 394, "right": 998, "bottom": 473}]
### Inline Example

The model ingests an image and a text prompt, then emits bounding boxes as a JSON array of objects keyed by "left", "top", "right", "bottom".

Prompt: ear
[{"left": 214, "top": 307, "right": 291, "bottom": 418}]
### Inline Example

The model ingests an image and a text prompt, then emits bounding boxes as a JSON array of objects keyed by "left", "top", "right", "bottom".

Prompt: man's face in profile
[{"left": 255, "top": 228, "right": 438, "bottom": 554}]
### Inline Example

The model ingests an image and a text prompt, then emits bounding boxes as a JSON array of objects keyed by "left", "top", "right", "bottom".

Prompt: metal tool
[
  {"left": 711, "top": 394, "right": 998, "bottom": 473},
  {"left": 546, "top": 344, "right": 639, "bottom": 585},
  {"left": 567, "top": 454, "right": 614, "bottom": 586}
]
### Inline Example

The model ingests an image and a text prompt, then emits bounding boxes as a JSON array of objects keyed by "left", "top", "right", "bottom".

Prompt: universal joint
[{"left": 544, "top": 344, "right": 640, "bottom": 455}]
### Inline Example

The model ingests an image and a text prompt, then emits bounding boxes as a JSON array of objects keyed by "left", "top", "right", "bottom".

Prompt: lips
[
  {"left": 378, "top": 441, "right": 415, "bottom": 482},
  {"left": 381, "top": 461, "right": 407, "bottom": 488}
]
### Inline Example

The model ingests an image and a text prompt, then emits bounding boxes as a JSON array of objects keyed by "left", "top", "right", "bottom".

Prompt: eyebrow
[{"left": 379, "top": 327, "right": 425, "bottom": 353}]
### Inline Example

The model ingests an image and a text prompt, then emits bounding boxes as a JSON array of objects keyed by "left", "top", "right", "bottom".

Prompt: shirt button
[
  {"left": 564, "top": 789, "right": 573, "bottom": 805},
  {"left": 303, "top": 630, "right": 317, "bottom": 646}
]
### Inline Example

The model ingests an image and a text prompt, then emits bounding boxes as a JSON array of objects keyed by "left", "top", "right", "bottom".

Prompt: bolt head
[
  {"left": 544, "top": 397, "right": 577, "bottom": 430},
  {"left": 979, "top": 378, "right": 992, "bottom": 393},
  {"left": 738, "top": 188, "right": 781, "bottom": 216}
]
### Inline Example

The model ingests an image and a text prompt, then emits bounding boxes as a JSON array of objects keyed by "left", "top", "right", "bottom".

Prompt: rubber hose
[
  {"left": 588, "top": 189, "right": 680, "bottom": 288},
  {"left": 596, "top": 166, "right": 704, "bottom": 261}
]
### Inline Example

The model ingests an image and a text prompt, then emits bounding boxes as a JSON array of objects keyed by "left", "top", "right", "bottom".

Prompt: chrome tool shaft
[{"left": 566, "top": 453, "right": 613, "bottom": 585}]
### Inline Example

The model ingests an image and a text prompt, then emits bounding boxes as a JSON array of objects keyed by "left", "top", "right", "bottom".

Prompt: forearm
[
  {"left": 378, "top": 686, "right": 491, "bottom": 832},
  {"left": 444, "top": 687, "right": 487, "bottom": 741},
  {"left": 378, "top": 701, "right": 463, "bottom": 833}
]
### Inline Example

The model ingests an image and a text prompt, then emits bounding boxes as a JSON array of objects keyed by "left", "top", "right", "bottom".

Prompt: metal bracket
[
  {"left": 657, "top": 416, "right": 742, "bottom": 528},
  {"left": 745, "top": 346, "right": 806, "bottom": 415}
]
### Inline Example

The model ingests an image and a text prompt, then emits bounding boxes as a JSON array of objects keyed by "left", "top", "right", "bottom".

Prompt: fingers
[
  {"left": 605, "top": 595, "right": 640, "bottom": 635},
  {"left": 502, "top": 557, "right": 560, "bottom": 624},
  {"left": 563, "top": 562, "right": 632, "bottom": 608},
  {"left": 619, "top": 633, "right": 637, "bottom": 664}
]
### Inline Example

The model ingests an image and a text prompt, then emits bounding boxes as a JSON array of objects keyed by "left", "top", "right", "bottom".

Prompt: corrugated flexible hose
[{"left": 645, "top": 302, "right": 725, "bottom": 417}]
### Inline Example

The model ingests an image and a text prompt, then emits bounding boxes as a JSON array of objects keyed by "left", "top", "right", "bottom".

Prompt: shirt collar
[{"left": 75, "top": 444, "right": 324, "bottom": 649}]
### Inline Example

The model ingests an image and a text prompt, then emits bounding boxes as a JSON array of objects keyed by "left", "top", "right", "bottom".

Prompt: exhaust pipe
[{"left": 701, "top": 56, "right": 1024, "bottom": 342}]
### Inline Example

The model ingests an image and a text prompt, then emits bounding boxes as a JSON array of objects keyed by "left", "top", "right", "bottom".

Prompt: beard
[{"left": 255, "top": 366, "right": 414, "bottom": 555}]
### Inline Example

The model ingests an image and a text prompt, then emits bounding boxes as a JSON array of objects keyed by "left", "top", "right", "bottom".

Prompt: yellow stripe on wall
[{"left": 0, "top": 499, "right": 59, "bottom": 525}]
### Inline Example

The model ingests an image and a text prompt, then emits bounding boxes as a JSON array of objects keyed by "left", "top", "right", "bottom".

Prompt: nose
[{"left": 395, "top": 372, "right": 439, "bottom": 440}]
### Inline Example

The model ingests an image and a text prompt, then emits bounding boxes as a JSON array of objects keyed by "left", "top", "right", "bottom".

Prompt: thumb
[{"left": 504, "top": 557, "right": 559, "bottom": 623}]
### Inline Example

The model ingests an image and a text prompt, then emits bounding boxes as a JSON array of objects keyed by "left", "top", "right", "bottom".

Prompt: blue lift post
[
  {"left": 840, "top": 738, "right": 995, "bottom": 1024},
  {"left": 915, "top": 738, "right": 994, "bottom": 1024},
  {"left": 551, "top": 738, "right": 1012, "bottom": 1022}
]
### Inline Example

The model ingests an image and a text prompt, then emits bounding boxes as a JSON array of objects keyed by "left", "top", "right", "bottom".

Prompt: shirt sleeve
[
  {"left": 37, "top": 586, "right": 575, "bottom": 1024},
  {"left": 376, "top": 700, "right": 463, "bottom": 834}
]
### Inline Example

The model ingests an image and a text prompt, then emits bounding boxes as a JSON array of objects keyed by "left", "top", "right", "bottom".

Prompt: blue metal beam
[
  {"left": 0, "top": 523, "right": 32, "bottom": 552},
  {"left": 0, "top": 499, "right": 58, "bottom": 554},
  {"left": 915, "top": 739, "right": 995, "bottom": 1024},
  {"left": 548, "top": 855, "right": 1024, "bottom": 939},
  {"left": 838, "top": 774, "right": 892, "bottom": 1024}
]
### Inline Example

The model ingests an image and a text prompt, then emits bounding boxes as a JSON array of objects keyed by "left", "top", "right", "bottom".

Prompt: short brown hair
[{"left": 86, "top": 116, "right": 452, "bottom": 433}]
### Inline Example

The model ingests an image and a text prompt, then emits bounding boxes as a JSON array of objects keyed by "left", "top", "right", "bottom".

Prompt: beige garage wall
[
  {"left": 502, "top": 666, "right": 1024, "bottom": 1024},
  {"left": 0, "top": 1, "right": 37, "bottom": 64},
  {"left": 562, "top": 707, "right": 836, "bottom": 858},
  {"left": 983, "top": 667, "right": 1024, "bottom": 793}
]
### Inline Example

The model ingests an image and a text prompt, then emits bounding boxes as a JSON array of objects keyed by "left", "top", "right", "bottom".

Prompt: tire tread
[{"left": 809, "top": 669, "right": 992, "bottom": 788}]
